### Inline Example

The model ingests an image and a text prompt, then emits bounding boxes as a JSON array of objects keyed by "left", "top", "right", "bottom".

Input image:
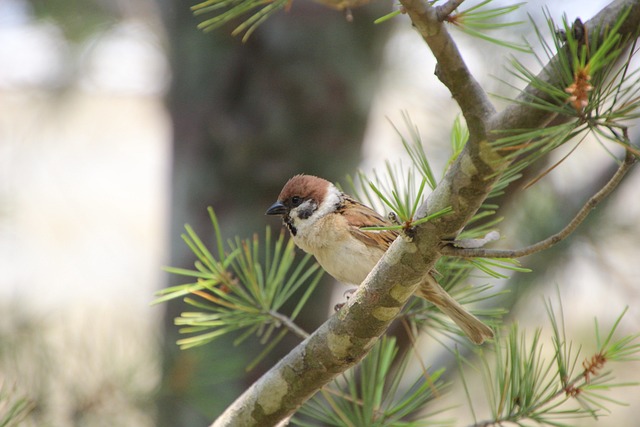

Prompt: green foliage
[
  {"left": 376, "top": 0, "right": 528, "bottom": 51},
  {"left": 445, "top": 0, "right": 530, "bottom": 52},
  {"left": 458, "top": 300, "right": 640, "bottom": 427},
  {"left": 294, "top": 336, "right": 453, "bottom": 427},
  {"left": 192, "top": 0, "right": 289, "bottom": 42},
  {"left": 363, "top": 164, "right": 452, "bottom": 230},
  {"left": 373, "top": 9, "right": 403, "bottom": 25},
  {"left": 342, "top": 113, "right": 451, "bottom": 231},
  {"left": 495, "top": 9, "right": 640, "bottom": 181},
  {"left": 393, "top": 112, "right": 439, "bottom": 190},
  {"left": 156, "top": 208, "right": 322, "bottom": 367},
  {"left": 291, "top": 297, "right": 639, "bottom": 426},
  {"left": 466, "top": 257, "right": 530, "bottom": 280},
  {"left": 191, "top": 0, "right": 529, "bottom": 45},
  {"left": 343, "top": 113, "right": 503, "bottom": 235}
]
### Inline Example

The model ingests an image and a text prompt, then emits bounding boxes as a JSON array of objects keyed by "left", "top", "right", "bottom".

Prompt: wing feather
[{"left": 337, "top": 197, "right": 398, "bottom": 250}]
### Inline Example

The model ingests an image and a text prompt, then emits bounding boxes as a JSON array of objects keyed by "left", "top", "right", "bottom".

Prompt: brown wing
[{"left": 337, "top": 196, "right": 398, "bottom": 250}]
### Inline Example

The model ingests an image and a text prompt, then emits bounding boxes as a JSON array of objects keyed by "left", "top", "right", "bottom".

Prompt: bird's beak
[{"left": 266, "top": 201, "right": 287, "bottom": 216}]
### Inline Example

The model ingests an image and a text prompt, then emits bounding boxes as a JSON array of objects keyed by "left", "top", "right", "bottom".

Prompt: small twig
[
  {"left": 269, "top": 310, "right": 310, "bottom": 340},
  {"left": 435, "top": 0, "right": 465, "bottom": 21},
  {"left": 441, "top": 151, "right": 637, "bottom": 259}
]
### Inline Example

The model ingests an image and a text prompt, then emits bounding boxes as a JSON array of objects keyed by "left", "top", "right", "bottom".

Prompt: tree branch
[
  {"left": 440, "top": 151, "right": 637, "bottom": 259},
  {"left": 212, "top": 2, "right": 640, "bottom": 425},
  {"left": 436, "top": 0, "right": 466, "bottom": 21},
  {"left": 398, "top": 0, "right": 495, "bottom": 137}
]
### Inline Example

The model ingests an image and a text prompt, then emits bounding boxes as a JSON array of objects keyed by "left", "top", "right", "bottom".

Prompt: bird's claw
[{"left": 334, "top": 288, "right": 357, "bottom": 311}]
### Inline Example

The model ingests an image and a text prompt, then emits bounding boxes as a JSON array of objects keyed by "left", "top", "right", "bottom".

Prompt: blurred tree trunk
[{"left": 156, "top": 2, "right": 390, "bottom": 425}]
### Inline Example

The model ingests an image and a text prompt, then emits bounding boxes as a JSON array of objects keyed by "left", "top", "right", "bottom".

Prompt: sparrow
[{"left": 266, "top": 174, "right": 493, "bottom": 344}]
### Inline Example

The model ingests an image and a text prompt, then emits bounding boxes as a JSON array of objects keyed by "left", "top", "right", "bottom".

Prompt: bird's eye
[{"left": 291, "top": 196, "right": 302, "bottom": 207}]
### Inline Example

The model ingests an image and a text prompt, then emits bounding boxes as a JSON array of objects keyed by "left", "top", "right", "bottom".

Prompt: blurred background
[{"left": 0, "top": 0, "right": 639, "bottom": 426}]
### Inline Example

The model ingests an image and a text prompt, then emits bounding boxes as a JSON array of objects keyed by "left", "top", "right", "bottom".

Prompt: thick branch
[
  {"left": 440, "top": 151, "right": 637, "bottom": 259},
  {"left": 212, "top": 2, "right": 640, "bottom": 426}
]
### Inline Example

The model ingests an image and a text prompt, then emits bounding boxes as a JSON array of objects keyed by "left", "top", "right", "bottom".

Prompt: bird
[{"left": 266, "top": 174, "right": 493, "bottom": 344}]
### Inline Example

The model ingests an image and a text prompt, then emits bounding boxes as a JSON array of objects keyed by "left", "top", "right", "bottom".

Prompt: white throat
[{"left": 315, "top": 184, "right": 342, "bottom": 219}]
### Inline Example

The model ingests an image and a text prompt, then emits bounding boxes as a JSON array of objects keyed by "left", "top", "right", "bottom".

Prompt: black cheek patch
[{"left": 297, "top": 201, "right": 317, "bottom": 220}]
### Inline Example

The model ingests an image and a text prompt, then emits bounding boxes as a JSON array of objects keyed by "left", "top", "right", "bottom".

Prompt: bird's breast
[{"left": 292, "top": 215, "right": 385, "bottom": 285}]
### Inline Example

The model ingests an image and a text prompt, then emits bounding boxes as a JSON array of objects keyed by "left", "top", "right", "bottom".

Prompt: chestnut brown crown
[{"left": 265, "top": 175, "right": 331, "bottom": 216}]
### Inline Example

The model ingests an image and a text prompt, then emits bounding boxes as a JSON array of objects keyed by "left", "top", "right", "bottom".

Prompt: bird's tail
[{"left": 416, "top": 274, "right": 494, "bottom": 345}]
